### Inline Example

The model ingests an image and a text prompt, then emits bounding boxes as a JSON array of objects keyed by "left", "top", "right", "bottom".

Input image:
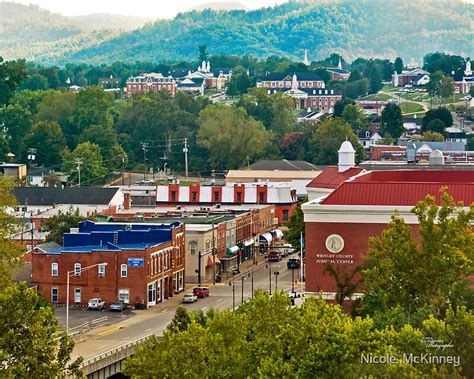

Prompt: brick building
[
  {"left": 31, "top": 220, "right": 185, "bottom": 308},
  {"left": 257, "top": 72, "right": 341, "bottom": 111},
  {"left": 126, "top": 73, "right": 176, "bottom": 97},
  {"left": 302, "top": 170, "right": 474, "bottom": 299},
  {"left": 155, "top": 183, "right": 297, "bottom": 224}
]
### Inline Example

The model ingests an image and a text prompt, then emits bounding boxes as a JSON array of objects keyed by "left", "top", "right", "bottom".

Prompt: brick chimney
[{"left": 124, "top": 192, "right": 131, "bottom": 210}]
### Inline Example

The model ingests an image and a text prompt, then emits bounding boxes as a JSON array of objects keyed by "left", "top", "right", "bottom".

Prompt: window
[
  {"left": 74, "top": 263, "right": 81, "bottom": 277},
  {"left": 51, "top": 263, "right": 58, "bottom": 277},
  {"left": 189, "top": 241, "right": 197, "bottom": 255},
  {"left": 191, "top": 191, "right": 197, "bottom": 201},
  {"left": 171, "top": 191, "right": 177, "bottom": 202},
  {"left": 121, "top": 264, "right": 127, "bottom": 278},
  {"left": 74, "top": 288, "right": 81, "bottom": 303},
  {"left": 98, "top": 264, "right": 106, "bottom": 278},
  {"left": 236, "top": 192, "right": 242, "bottom": 203},
  {"left": 119, "top": 289, "right": 130, "bottom": 304},
  {"left": 259, "top": 192, "right": 265, "bottom": 203},
  {"left": 283, "top": 209, "right": 289, "bottom": 222},
  {"left": 213, "top": 192, "right": 219, "bottom": 202},
  {"left": 205, "top": 239, "right": 211, "bottom": 250},
  {"left": 51, "top": 288, "right": 58, "bottom": 303}
]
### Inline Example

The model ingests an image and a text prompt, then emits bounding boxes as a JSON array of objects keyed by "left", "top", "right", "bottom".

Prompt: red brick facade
[{"left": 31, "top": 225, "right": 185, "bottom": 308}]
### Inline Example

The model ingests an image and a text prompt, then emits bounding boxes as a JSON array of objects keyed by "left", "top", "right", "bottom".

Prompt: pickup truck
[{"left": 88, "top": 298, "right": 105, "bottom": 310}]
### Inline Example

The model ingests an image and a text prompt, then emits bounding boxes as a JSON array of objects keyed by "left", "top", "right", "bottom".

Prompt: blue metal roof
[{"left": 57, "top": 221, "right": 180, "bottom": 254}]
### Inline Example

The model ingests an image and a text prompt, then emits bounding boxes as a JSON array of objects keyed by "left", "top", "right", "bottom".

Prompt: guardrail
[{"left": 80, "top": 334, "right": 153, "bottom": 376}]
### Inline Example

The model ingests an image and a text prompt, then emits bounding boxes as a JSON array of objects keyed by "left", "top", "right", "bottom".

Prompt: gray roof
[
  {"left": 261, "top": 72, "right": 323, "bottom": 82},
  {"left": 13, "top": 187, "right": 121, "bottom": 206},
  {"left": 248, "top": 160, "right": 320, "bottom": 171}
]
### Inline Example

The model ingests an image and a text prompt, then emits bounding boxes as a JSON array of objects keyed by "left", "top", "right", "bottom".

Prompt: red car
[
  {"left": 193, "top": 286, "right": 210, "bottom": 298},
  {"left": 267, "top": 251, "right": 282, "bottom": 262}
]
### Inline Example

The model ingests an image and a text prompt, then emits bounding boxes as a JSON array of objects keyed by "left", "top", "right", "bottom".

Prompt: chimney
[{"left": 124, "top": 192, "right": 132, "bottom": 210}]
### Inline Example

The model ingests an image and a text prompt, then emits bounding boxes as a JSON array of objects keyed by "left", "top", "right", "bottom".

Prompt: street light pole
[
  {"left": 274, "top": 271, "right": 280, "bottom": 291},
  {"left": 268, "top": 261, "right": 272, "bottom": 296},
  {"left": 66, "top": 262, "right": 107, "bottom": 335},
  {"left": 141, "top": 142, "right": 148, "bottom": 180},
  {"left": 241, "top": 276, "right": 244, "bottom": 305}
]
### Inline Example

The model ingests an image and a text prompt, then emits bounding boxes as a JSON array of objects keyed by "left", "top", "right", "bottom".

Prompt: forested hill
[
  {"left": 48, "top": 0, "right": 473, "bottom": 65},
  {"left": 3, "top": 0, "right": 472, "bottom": 64},
  {"left": 0, "top": 3, "right": 145, "bottom": 61}
]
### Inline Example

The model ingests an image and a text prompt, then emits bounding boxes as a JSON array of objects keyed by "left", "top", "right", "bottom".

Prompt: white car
[
  {"left": 182, "top": 293, "right": 198, "bottom": 303},
  {"left": 88, "top": 298, "right": 105, "bottom": 310}
]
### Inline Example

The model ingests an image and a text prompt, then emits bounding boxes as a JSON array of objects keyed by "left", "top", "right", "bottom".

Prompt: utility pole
[
  {"left": 183, "top": 137, "right": 189, "bottom": 179},
  {"left": 74, "top": 158, "right": 83, "bottom": 187},
  {"left": 141, "top": 142, "right": 148, "bottom": 180},
  {"left": 268, "top": 261, "right": 272, "bottom": 296},
  {"left": 212, "top": 221, "right": 216, "bottom": 285},
  {"left": 241, "top": 275, "right": 244, "bottom": 305}
]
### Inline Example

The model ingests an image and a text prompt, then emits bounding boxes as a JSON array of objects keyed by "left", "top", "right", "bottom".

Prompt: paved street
[{"left": 70, "top": 254, "right": 304, "bottom": 361}]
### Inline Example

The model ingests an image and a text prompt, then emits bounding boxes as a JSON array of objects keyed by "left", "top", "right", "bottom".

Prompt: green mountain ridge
[{"left": 3, "top": 0, "right": 473, "bottom": 65}]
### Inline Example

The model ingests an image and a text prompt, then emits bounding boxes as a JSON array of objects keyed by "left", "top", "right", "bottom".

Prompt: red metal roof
[
  {"left": 306, "top": 166, "right": 365, "bottom": 189},
  {"left": 321, "top": 170, "right": 474, "bottom": 206}
]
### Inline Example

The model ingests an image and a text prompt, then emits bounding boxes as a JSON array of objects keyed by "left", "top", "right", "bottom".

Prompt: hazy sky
[{"left": 9, "top": 0, "right": 289, "bottom": 18}]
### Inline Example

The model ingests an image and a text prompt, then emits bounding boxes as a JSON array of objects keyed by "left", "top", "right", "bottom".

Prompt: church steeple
[
  {"left": 338, "top": 58, "right": 342, "bottom": 70},
  {"left": 303, "top": 49, "right": 310, "bottom": 66}
]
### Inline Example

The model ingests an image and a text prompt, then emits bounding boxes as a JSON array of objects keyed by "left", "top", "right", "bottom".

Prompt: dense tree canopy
[{"left": 381, "top": 103, "right": 404, "bottom": 138}]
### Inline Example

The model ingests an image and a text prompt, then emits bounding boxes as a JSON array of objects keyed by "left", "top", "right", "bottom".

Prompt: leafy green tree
[
  {"left": 284, "top": 201, "right": 304, "bottom": 249},
  {"left": 226, "top": 68, "right": 252, "bottom": 96},
  {"left": 197, "top": 105, "right": 269, "bottom": 169},
  {"left": 70, "top": 86, "right": 114, "bottom": 135},
  {"left": 425, "top": 119, "right": 446, "bottom": 134},
  {"left": 0, "top": 177, "right": 23, "bottom": 287},
  {"left": 0, "top": 282, "right": 82, "bottom": 377},
  {"left": 17, "top": 73, "right": 49, "bottom": 91},
  {"left": 347, "top": 70, "right": 362, "bottom": 82},
  {"left": 440, "top": 76, "right": 455, "bottom": 98},
  {"left": 23, "top": 121, "right": 67, "bottom": 167},
  {"left": 421, "top": 131, "right": 445, "bottom": 141},
  {"left": 333, "top": 98, "right": 355, "bottom": 117},
  {"left": 35, "top": 91, "right": 76, "bottom": 148},
  {"left": 342, "top": 103, "right": 366, "bottom": 131},
  {"left": 0, "top": 103, "right": 33, "bottom": 156},
  {"left": 343, "top": 78, "right": 369, "bottom": 99},
  {"left": 42, "top": 207, "right": 86, "bottom": 245},
  {"left": 360, "top": 190, "right": 474, "bottom": 315},
  {"left": 426, "top": 70, "right": 444, "bottom": 97},
  {"left": 0, "top": 57, "right": 26, "bottom": 106},
  {"left": 364, "top": 60, "right": 383, "bottom": 93},
  {"left": 62, "top": 142, "right": 106, "bottom": 186},
  {"left": 166, "top": 306, "right": 192, "bottom": 334},
  {"left": 394, "top": 57, "right": 404, "bottom": 74},
  {"left": 309, "top": 118, "right": 365, "bottom": 165},
  {"left": 422, "top": 107, "right": 453, "bottom": 131},
  {"left": 381, "top": 103, "right": 404, "bottom": 138},
  {"left": 124, "top": 292, "right": 470, "bottom": 377},
  {"left": 467, "top": 135, "right": 474, "bottom": 150}
]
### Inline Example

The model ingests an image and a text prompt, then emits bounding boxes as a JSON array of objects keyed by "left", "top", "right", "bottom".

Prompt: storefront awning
[
  {"left": 206, "top": 255, "right": 221, "bottom": 267},
  {"left": 259, "top": 232, "right": 273, "bottom": 243},
  {"left": 226, "top": 245, "right": 240, "bottom": 255},
  {"left": 271, "top": 229, "right": 284, "bottom": 239},
  {"left": 244, "top": 238, "right": 255, "bottom": 247}
]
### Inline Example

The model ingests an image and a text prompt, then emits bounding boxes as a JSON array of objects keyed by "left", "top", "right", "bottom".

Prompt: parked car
[
  {"left": 137, "top": 179, "right": 155, "bottom": 185},
  {"left": 88, "top": 298, "right": 105, "bottom": 310},
  {"left": 267, "top": 251, "right": 282, "bottom": 262},
  {"left": 182, "top": 293, "right": 198, "bottom": 303},
  {"left": 109, "top": 300, "right": 127, "bottom": 311},
  {"left": 193, "top": 286, "right": 210, "bottom": 298},
  {"left": 287, "top": 258, "right": 301, "bottom": 269}
]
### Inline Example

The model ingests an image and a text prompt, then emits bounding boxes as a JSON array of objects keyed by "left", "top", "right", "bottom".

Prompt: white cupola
[{"left": 338, "top": 140, "right": 356, "bottom": 172}]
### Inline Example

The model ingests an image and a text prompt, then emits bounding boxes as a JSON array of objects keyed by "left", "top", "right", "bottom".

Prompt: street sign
[{"left": 128, "top": 258, "right": 144, "bottom": 267}]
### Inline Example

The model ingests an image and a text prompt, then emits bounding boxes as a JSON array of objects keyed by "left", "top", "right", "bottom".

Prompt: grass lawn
[
  {"left": 359, "top": 93, "right": 393, "bottom": 101},
  {"left": 401, "top": 102, "right": 424, "bottom": 114},
  {"left": 396, "top": 92, "right": 430, "bottom": 102},
  {"left": 382, "top": 84, "right": 398, "bottom": 92}
]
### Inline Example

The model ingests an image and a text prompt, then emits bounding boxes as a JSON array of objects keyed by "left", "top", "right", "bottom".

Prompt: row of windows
[
  {"left": 267, "top": 81, "right": 321, "bottom": 88},
  {"left": 51, "top": 263, "right": 128, "bottom": 278},
  {"left": 170, "top": 191, "right": 266, "bottom": 203},
  {"left": 50, "top": 288, "right": 130, "bottom": 303}
]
